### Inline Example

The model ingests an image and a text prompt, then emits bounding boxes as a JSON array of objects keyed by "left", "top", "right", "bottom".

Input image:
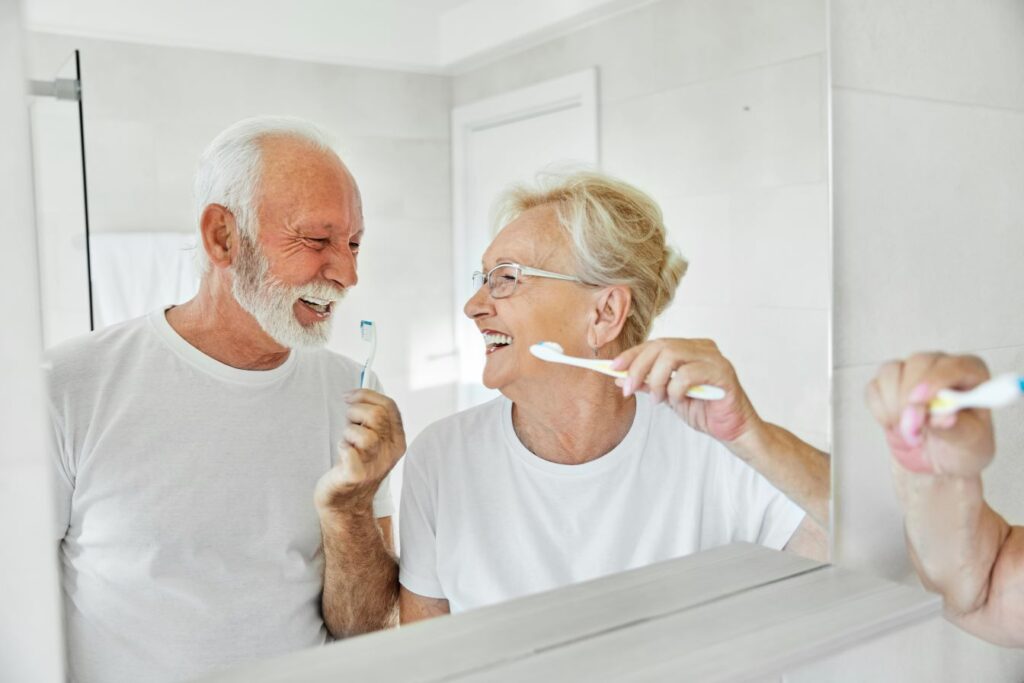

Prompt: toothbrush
[
  {"left": 529, "top": 341, "right": 726, "bottom": 400},
  {"left": 929, "top": 373, "right": 1024, "bottom": 416},
  {"left": 359, "top": 320, "right": 377, "bottom": 389}
]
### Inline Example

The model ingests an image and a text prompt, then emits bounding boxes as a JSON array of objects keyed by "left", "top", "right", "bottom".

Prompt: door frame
[{"left": 450, "top": 68, "right": 599, "bottom": 408}]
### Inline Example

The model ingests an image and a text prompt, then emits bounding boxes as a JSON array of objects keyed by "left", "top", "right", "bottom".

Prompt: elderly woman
[{"left": 399, "top": 171, "right": 829, "bottom": 621}]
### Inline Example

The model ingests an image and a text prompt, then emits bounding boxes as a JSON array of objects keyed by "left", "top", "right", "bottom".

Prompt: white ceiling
[{"left": 23, "top": 0, "right": 653, "bottom": 73}]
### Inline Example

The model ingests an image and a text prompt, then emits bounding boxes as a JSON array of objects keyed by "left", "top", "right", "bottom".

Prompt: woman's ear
[
  {"left": 586, "top": 285, "right": 631, "bottom": 351},
  {"left": 200, "top": 204, "right": 237, "bottom": 270}
]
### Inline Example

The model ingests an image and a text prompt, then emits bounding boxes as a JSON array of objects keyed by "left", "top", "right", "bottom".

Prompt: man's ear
[
  {"left": 586, "top": 285, "right": 631, "bottom": 352},
  {"left": 200, "top": 204, "right": 237, "bottom": 270}
]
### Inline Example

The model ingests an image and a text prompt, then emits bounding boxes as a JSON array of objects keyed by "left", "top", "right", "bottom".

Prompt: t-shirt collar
[
  {"left": 147, "top": 307, "right": 298, "bottom": 385},
  {"left": 500, "top": 392, "right": 652, "bottom": 476}
]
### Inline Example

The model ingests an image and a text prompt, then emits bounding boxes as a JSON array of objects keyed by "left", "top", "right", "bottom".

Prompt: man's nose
[{"left": 323, "top": 246, "right": 358, "bottom": 289}]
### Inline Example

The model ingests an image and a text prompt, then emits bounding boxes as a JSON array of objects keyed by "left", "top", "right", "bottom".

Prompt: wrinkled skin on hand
[
  {"left": 315, "top": 388, "right": 406, "bottom": 515},
  {"left": 865, "top": 352, "right": 995, "bottom": 477},
  {"left": 613, "top": 337, "right": 761, "bottom": 444}
]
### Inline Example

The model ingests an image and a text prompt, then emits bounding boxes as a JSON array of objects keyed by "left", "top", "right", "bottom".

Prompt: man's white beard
[{"left": 231, "top": 232, "right": 344, "bottom": 348}]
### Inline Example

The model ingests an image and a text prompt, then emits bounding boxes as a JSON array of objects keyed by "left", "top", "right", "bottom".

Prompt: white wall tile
[
  {"left": 452, "top": 0, "right": 826, "bottom": 108},
  {"left": 151, "top": 119, "right": 214, "bottom": 233},
  {"left": 652, "top": 306, "right": 829, "bottom": 451},
  {"left": 661, "top": 182, "right": 829, "bottom": 311},
  {"left": 833, "top": 90, "right": 1024, "bottom": 367},
  {"left": 832, "top": 0, "right": 1024, "bottom": 111},
  {"left": 601, "top": 55, "right": 827, "bottom": 200},
  {"left": 337, "top": 138, "right": 452, "bottom": 222},
  {"left": 84, "top": 119, "right": 160, "bottom": 233},
  {"left": 831, "top": 363, "right": 910, "bottom": 578}
]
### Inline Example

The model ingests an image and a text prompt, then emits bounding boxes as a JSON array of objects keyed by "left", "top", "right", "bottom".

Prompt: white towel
[{"left": 90, "top": 232, "right": 200, "bottom": 328}]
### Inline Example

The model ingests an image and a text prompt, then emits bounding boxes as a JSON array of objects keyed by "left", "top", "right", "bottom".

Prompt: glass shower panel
[{"left": 30, "top": 50, "right": 92, "bottom": 349}]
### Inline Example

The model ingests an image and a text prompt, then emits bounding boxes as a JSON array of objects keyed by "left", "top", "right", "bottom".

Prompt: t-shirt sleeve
[
  {"left": 719, "top": 443, "right": 806, "bottom": 550},
  {"left": 43, "top": 358, "right": 73, "bottom": 542},
  {"left": 371, "top": 472, "right": 395, "bottom": 518},
  {"left": 398, "top": 436, "right": 445, "bottom": 599}
]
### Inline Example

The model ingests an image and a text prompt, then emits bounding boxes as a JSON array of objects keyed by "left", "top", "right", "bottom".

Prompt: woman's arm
[
  {"left": 614, "top": 338, "right": 831, "bottom": 549},
  {"left": 866, "top": 352, "right": 1024, "bottom": 646}
]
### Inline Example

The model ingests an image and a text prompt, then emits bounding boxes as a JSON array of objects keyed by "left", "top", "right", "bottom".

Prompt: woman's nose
[{"left": 464, "top": 283, "right": 493, "bottom": 320}]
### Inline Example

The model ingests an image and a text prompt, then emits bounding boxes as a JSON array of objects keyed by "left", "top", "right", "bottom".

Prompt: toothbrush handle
[
  {"left": 591, "top": 360, "right": 725, "bottom": 400},
  {"left": 930, "top": 374, "right": 1023, "bottom": 414}
]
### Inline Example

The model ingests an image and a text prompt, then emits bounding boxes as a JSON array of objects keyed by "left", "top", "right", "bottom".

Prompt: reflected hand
[
  {"left": 865, "top": 352, "right": 994, "bottom": 477},
  {"left": 314, "top": 389, "right": 406, "bottom": 515},
  {"left": 612, "top": 338, "right": 760, "bottom": 443}
]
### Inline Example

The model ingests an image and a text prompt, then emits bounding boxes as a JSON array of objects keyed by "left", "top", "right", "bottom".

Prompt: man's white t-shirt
[
  {"left": 399, "top": 393, "right": 804, "bottom": 613},
  {"left": 45, "top": 309, "right": 393, "bottom": 683}
]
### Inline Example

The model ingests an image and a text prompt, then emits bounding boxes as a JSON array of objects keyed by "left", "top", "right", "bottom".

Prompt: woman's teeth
[{"left": 483, "top": 332, "right": 512, "bottom": 348}]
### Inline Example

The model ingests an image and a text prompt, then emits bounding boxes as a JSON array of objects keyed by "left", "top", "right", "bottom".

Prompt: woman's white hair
[
  {"left": 495, "top": 170, "right": 688, "bottom": 350},
  {"left": 193, "top": 116, "right": 335, "bottom": 272}
]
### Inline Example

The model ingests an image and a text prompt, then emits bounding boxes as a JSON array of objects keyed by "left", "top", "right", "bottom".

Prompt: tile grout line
[{"left": 833, "top": 85, "right": 1024, "bottom": 117}]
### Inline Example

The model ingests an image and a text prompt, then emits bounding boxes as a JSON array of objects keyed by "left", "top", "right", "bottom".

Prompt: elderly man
[{"left": 45, "top": 117, "right": 402, "bottom": 683}]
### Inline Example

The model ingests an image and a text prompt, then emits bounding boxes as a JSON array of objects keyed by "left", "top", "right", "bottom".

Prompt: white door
[{"left": 451, "top": 69, "right": 599, "bottom": 409}]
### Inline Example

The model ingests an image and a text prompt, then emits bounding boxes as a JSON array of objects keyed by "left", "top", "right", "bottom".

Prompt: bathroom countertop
[{"left": 195, "top": 543, "right": 941, "bottom": 682}]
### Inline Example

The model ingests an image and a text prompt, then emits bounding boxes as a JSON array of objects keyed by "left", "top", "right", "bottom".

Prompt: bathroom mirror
[{"left": 23, "top": 0, "right": 830, "bottom": 677}]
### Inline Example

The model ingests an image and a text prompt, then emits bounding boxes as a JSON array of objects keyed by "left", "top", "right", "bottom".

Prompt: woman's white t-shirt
[{"left": 399, "top": 393, "right": 805, "bottom": 613}]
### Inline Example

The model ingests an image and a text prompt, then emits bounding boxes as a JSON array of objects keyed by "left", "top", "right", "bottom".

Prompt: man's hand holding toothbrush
[
  {"left": 315, "top": 389, "right": 406, "bottom": 514},
  {"left": 315, "top": 387, "right": 406, "bottom": 636}
]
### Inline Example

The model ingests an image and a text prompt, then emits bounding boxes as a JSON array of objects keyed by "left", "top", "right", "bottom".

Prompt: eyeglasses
[{"left": 472, "top": 262, "right": 584, "bottom": 299}]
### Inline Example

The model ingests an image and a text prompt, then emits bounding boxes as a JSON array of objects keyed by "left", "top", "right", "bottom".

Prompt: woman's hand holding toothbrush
[
  {"left": 613, "top": 337, "right": 831, "bottom": 535},
  {"left": 866, "top": 352, "right": 995, "bottom": 477},
  {"left": 612, "top": 338, "right": 761, "bottom": 445}
]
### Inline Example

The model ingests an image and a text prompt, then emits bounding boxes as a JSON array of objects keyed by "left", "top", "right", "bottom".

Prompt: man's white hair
[{"left": 193, "top": 116, "right": 335, "bottom": 272}]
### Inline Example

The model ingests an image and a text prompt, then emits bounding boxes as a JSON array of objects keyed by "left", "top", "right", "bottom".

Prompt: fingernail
[
  {"left": 622, "top": 378, "right": 632, "bottom": 397},
  {"left": 932, "top": 413, "right": 958, "bottom": 430},
  {"left": 899, "top": 406, "right": 924, "bottom": 445},
  {"left": 611, "top": 357, "right": 625, "bottom": 370},
  {"left": 909, "top": 382, "right": 931, "bottom": 403}
]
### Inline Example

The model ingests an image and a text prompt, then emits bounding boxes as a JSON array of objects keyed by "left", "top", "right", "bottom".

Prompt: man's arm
[
  {"left": 320, "top": 514, "right": 398, "bottom": 637},
  {"left": 866, "top": 352, "right": 1024, "bottom": 646},
  {"left": 315, "top": 389, "right": 405, "bottom": 638},
  {"left": 399, "top": 587, "right": 450, "bottom": 624}
]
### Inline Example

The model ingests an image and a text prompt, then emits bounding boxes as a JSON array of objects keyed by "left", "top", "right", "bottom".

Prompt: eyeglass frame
[{"left": 472, "top": 262, "right": 587, "bottom": 299}]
